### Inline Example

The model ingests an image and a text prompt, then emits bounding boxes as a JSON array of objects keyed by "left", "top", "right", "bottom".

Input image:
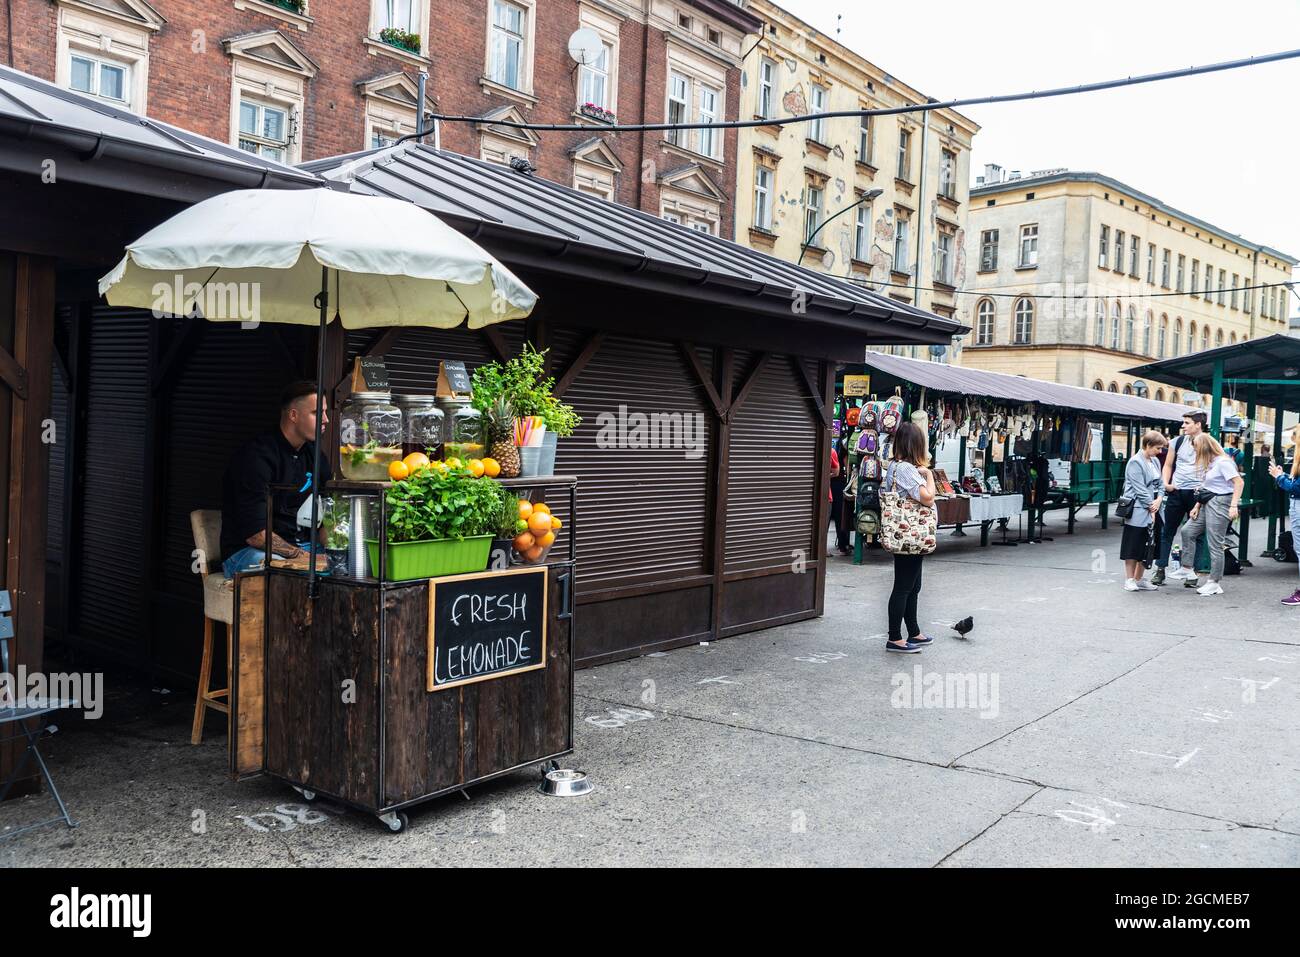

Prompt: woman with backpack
[
  {"left": 882, "top": 422, "right": 937, "bottom": 653},
  {"left": 1180, "top": 432, "right": 1244, "bottom": 597},
  {"left": 1120, "top": 431, "right": 1167, "bottom": 591},
  {"left": 1268, "top": 424, "right": 1300, "bottom": 606}
]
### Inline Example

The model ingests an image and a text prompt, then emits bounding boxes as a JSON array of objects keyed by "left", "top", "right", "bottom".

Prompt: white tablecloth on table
[{"left": 968, "top": 494, "right": 1023, "bottom": 522}]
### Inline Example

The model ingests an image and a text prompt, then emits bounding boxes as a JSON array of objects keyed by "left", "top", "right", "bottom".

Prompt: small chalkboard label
[
  {"left": 351, "top": 355, "right": 390, "bottom": 392},
  {"left": 437, "top": 360, "right": 472, "bottom": 399},
  {"left": 428, "top": 566, "right": 547, "bottom": 692}
]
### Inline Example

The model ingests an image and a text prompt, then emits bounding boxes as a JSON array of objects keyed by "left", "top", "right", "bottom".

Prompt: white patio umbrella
[{"left": 99, "top": 186, "right": 538, "bottom": 593}]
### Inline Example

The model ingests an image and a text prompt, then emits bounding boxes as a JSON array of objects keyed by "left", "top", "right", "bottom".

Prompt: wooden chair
[{"left": 190, "top": 510, "right": 234, "bottom": 745}]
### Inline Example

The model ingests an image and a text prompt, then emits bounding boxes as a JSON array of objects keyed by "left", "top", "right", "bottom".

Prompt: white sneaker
[
  {"left": 1123, "top": 579, "right": 1139, "bottom": 591},
  {"left": 1168, "top": 567, "right": 1196, "bottom": 581},
  {"left": 1134, "top": 579, "right": 1158, "bottom": 591},
  {"left": 1197, "top": 580, "right": 1224, "bottom": 596}
]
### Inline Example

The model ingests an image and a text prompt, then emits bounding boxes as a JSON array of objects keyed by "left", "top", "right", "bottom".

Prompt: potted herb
[
  {"left": 378, "top": 27, "right": 421, "bottom": 55},
  {"left": 471, "top": 344, "right": 581, "bottom": 476},
  {"left": 367, "top": 464, "right": 502, "bottom": 580},
  {"left": 488, "top": 486, "right": 528, "bottom": 569}
]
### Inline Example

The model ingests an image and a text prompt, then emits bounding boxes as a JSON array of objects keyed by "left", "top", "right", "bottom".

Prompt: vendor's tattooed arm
[{"left": 244, "top": 531, "right": 303, "bottom": 558}]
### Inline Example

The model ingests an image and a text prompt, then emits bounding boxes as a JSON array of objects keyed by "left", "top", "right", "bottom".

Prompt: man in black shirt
[{"left": 221, "top": 381, "right": 332, "bottom": 578}]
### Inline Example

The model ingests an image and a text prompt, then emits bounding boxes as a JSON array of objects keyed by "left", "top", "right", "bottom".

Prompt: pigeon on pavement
[{"left": 952, "top": 616, "right": 974, "bottom": 639}]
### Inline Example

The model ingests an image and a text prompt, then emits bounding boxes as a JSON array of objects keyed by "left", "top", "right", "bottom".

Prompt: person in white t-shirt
[
  {"left": 1179, "top": 433, "right": 1244, "bottom": 596},
  {"left": 1153, "top": 411, "right": 1206, "bottom": 585}
]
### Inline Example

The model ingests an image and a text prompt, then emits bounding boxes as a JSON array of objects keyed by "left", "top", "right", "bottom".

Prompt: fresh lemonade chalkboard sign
[{"left": 427, "top": 566, "right": 548, "bottom": 691}]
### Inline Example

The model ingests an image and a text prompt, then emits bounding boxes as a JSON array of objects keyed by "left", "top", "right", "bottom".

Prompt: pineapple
[{"left": 488, "top": 396, "right": 521, "bottom": 478}]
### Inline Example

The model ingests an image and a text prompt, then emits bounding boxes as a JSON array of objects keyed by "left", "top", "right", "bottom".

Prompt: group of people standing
[{"left": 1121, "top": 410, "right": 1300, "bottom": 601}]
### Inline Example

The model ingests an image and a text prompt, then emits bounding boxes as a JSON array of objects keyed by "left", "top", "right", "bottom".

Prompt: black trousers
[
  {"left": 829, "top": 477, "right": 849, "bottom": 551},
  {"left": 888, "top": 553, "right": 924, "bottom": 642},
  {"left": 1156, "top": 489, "right": 1195, "bottom": 568}
]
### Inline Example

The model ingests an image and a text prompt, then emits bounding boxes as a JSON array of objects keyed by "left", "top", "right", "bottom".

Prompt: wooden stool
[{"left": 190, "top": 510, "right": 235, "bottom": 745}]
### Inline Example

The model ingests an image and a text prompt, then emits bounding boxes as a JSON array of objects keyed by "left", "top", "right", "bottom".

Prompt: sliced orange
[{"left": 388, "top": 460, "right": 410, "bottom": 481}]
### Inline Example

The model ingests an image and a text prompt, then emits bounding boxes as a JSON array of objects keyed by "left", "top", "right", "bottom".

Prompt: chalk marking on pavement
[{"left": 697, "top": 675, "right": 738, "bottom": 686}]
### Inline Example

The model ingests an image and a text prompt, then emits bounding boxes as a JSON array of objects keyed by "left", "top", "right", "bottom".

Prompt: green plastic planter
[{"left": 365, "top": 534, "right": 493, "bottom": 581}]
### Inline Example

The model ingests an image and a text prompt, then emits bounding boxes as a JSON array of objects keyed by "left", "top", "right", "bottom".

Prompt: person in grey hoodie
[{"left": 1121, "top": 431, "right": 1167, "bottom": 591}]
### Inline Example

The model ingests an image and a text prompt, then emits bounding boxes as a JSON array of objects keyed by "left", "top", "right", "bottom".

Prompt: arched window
[
  {"left": 1123, "top": 384, "right": 1133, "bottom": 395},
  {"left": 1094, "top": 300, "right": 1106, "bottom": 346},
  {"left": 1231, "top": 332, "right": 1237, "bottom": 344},
  {"left": 1125, "top": 305, "right": 1136, "bottom": 352},
  {"left": 1108, "top": 382, "right": 1118, "bottom": 393},
  {"left": 1188, "top": 321, "right": 1197, "bottom": 353},
  {"left": 1215, "top": 329, "right": 1224, "bottom": 347},
  {"left": 1171, "top": 390, "right": 1180, "bottom": 404},
  {"left": 1111, "top": 300, "right": 1121, "bottom": 350},
  {"left": 1156, "top": 388, "right": 1166, "bottom": 401},
  {"left": 1142, "top": 310, "right": 1153, "bottom": 354},
  {"left": 1173, "top": 317, "right": 1183, "bottom": 357},
  {"left": 976, "top": 298, "right": 994, "bottom": 345},
  {"left": 1202, "top": 325, "right": 1210, "bottom": 351},
  {"left": 1092, "top": 380, "right": 1104, "bottom": 390},
  {"left": 1014, "top": 297, "right": 1034, "bottom": 344},
  {"left": 1158, "top": 314, "right": 1168, "bottom": 358}
]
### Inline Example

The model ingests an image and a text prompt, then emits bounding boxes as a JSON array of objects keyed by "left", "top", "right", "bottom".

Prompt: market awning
[
  {"left": 0, "top": 63, "right": 321, "bottom": 201},
  {"left": 303, "top": 142, "right": 965, "bottom": 347},
  {"left": 1122, "top": 334, "right": 1300, "bottom": 413},
  {"left": 862, "top": 350, "right": 1195, "bottom": 421}
]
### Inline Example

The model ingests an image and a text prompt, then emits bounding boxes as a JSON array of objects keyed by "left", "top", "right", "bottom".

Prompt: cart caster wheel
[
  {"left": 378, "top": 811, "right": 408, "bottom": 834},
  {"left": 292, "top": 786, "right": 317, "bottom": 802}
]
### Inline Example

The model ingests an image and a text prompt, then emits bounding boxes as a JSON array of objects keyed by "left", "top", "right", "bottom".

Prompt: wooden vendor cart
[{"left": 227, "top": 476, "right": 577, "bottom": 833}]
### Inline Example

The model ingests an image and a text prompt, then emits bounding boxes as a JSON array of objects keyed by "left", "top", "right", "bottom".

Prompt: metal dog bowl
[{"left": 538, "top": 768, "right": 592, "bottom": 797}]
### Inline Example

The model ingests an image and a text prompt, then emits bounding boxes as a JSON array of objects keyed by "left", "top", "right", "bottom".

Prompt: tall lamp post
[{"left": 798, "top": 188, "right": 884, "bottom": 267}]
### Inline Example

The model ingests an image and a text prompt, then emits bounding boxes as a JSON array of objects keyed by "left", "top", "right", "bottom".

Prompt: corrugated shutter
[
  {"left": 724, "top": 354, "right": 817, "bottom": 571},
  {"left": 46, "top": 342, "right": 69, "bottom": 566},
  {"left": 345, "top": 325, "right": 525, "bottom": 393},
  {"left": 76, "top": 307, "right": 150, "bottom": 653},
  {"left": 158, "top": 324, "right": 305, "bottom": 603},
  {"left": 554, "top": 331, "right": 713, "bottom": 588}
]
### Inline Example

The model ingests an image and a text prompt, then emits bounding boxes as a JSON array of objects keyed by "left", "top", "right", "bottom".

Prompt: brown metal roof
[
  {"left": 303, "top": 142, "right": 966, "bottom": 346},
  {"left": 863, "top": 350, "right": 1195, "bottom": 421}
]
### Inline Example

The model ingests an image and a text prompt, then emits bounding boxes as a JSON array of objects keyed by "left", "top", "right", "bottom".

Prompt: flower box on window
[
  {"left": 579, "top": 102, "right": 615, "bottom": 123},
  {"left": 379, "top": 27, "right": 421, "bottom": 55}
]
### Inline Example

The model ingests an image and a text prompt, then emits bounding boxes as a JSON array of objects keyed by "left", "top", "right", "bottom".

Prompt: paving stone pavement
[{"left": 3, "top": 509, "right": 1297, "bottom": 866}]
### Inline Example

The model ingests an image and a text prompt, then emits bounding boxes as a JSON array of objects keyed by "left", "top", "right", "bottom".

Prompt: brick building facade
[{"left": 3, "top": 0, "right": 761, "bottom": 234}]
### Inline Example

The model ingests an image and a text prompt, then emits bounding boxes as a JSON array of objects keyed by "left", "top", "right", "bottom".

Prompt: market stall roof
[
  {"left": 1122, "top": 334, "right": 1300, "bottom": 414},
  {"left": 862, "top": 350, "right": 1195, "bottom": 421},
  {"left": 0, "top": 63, "right": 321, "bottom": 200},
  {"left": 302, "top": 142, "right": 965, "bottom": 346}
]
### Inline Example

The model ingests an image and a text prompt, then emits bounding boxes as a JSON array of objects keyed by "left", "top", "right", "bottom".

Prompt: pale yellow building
[
  {"left": 961, "top": 168, "right": 1296, "bottom": 422},
  {"left": 735, "top": 0, "right": 979, "bottom": 344}
]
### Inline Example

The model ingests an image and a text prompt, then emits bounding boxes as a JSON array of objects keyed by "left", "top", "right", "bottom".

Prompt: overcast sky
[{"left": 784, "top": 0, "right": 1300, "bottom": 302}]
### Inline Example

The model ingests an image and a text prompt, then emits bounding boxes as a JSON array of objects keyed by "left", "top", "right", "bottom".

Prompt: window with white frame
[
  {"left": 1202, "top": 325, "right": 1210, "bottom": 350},
  {"left": 1094, "top": 300, "right": 1106, "bottom": 345},
  {"left": 1129, "top": 235, "right": 1139, "bottom": 277},
  {"left": 1244, "top": 284, "right": 1252, "bottom": 314},
  {"left": 489, "top": 0, "right": 528, "bottom": 90},
  {"left": 1142, "top": 310, "right": 1152, "bottom": 354},
  {"left": 1098, "top": 225, "right": 1109, "bottom": 269},
  {"left": 935, "top": 232, "right": 953, "bottom": 284},
  {"left": 662, "top": 212, "right": 681, "bottom": 224},
  {"left": 1217, "top": 268, "right": 1226, "bottom": 304},
  {"left": 808, "top": 84, "right": 827, "bottom": 143},
  {"left": 666, "top": 73, "right": 688, "bottom": 147},
  {"left": 1173, "top": 318, "right": 1182, "bottom": 356},
  {"left": 238, "top": 97, "right": 290, "bottom": 162},
  {"left": 897, "top": 127, "right": 911, "bottom": 181},
  {"left": 578, "top": 40, "right": 613, "bottom": 111},
  {"left": 1191, "top": 259, "right": 1199, "bottom": 296},
  {"left": 1176, "top": 254, "right": 1185, "bottom": 292},
  {"left": 1125, "top": 305, "right": 1135, "bottom": 352},
  {"left": 376, "top": 0, "right": 419, "bottom": 33},
  {"left": 854, "top": 201, "right": 871, "bottom": 260},
  {"left": 690, "top": 221, "right": 713, "bottom": 235},
  {"left": 939, "top": 149, "right": 956, "bottom": 199},
  {"left": 697, "top": 85, "right": 719, "bottom": 158},
  {"left": 1203, "top": 262, "right": 1213, "bottom": 298},
  {"left": 1147, "top": 243, "right": 1156, "bottom": 284},
  {"left": 1231, "top": 273, "right": 1239, "bottom": 309},
  {"left": 980, "top": 229, "right": 998, "bottom": 271},
  {"left": 858, "top": 114, "right": 872, "bottom": 165},
  {"left": 1018, "top": 223, "right": 1038, "bottom": 267},
  {"left": 1014, "top": 298, "right": 1034, "bottom": 344},
  {"left": 976, "top": 299, "right": 994, "bottom": 345},
  {"left": 804, "top": 184, "right": 823, "bottom": 244},
  {"left": 1158, "top": 315, "right": 1168, "bottom": 357},
  {"left": 69, "top": 52, "right": 129, "bottom": 105},
  {"left": 1188, "top": 321, "right": 1197, "bottom": 354},
  {"left": 754, "top": 165, "right": 773, "bottom": 232},
  {"left": 757, "top": 58, "right": 776, "bottom": 120},
  {"left": 1161, "top": 249, "right": 1171, "bottom": 288},
  {"left": 1111, "top": 301, "right": 1121, "bottom": 350},
  {"left": 371, "top": 130, "right": 398, "bottom": 149},
  {"left": 1114, "top": 230, "right": 1124, "bottom": 272},
  {"left": 893, "top": 213, "right": 910, "bottom": 273}
]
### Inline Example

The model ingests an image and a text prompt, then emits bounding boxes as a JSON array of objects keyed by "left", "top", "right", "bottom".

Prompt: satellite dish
[{"left": 567, "top": 28, "right": 603, "bottom": 66}]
